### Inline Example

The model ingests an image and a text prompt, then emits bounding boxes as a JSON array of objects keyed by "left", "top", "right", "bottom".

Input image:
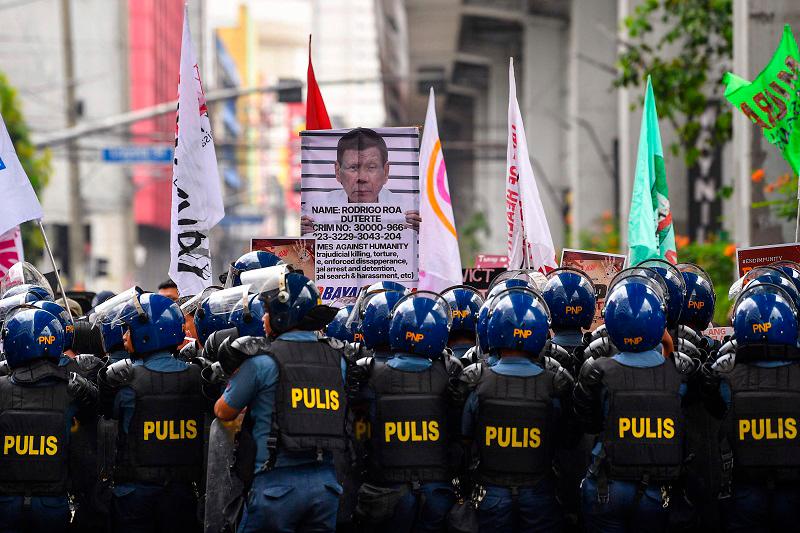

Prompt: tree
[
  {"left": 0, "top": 72, "right": 51, "bottom": 257},
  {"left": 616, "top": 0, "right": 733, "bottom": 167}
]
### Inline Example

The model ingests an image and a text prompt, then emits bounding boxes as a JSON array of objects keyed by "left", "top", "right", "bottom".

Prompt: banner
[
  {"left": 474, "top": 254, "right": 508, "bottom": 269},
  {"left": 300, "top": 127, "right": 419, "bottom": 305},
  {"left": 0, "top": 111, "right": 42, "bottom": 236},
  {"left": 723, "top": 25, "right": 800, "bottom": 175},
  {"left": 735, "top": 242, "right": 800, "bottom": 277},
  {"left": 461, "top": 267, "right": 505, "bottom": 297},
  {"left": 561, "top": 248, "right": 627, "bottom": 329},
  {"left": 0, "top": 226, "right": 24, "bottom": 279},
  {"left": 169, "top": 6, "right": 225, "bottom": 297},
  {"left": 251, "top": 237, "right": 316, "bottom": 281},
  {"left": 703, "top": 326, "right": 734, "bottom": 343}
]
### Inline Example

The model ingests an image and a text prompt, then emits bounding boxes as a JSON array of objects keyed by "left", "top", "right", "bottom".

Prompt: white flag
[
  {"left": 0, "top": 111, "right": 43, "bottom": 237},
  {"left": 169, "top": 6, "right": 225, "bottom": 296},
  {"left": 419, "top": 88, "right": 462, "bottom": 292},
  {"left": 505, "top": 58, "right": 556, "bottom": 272}
]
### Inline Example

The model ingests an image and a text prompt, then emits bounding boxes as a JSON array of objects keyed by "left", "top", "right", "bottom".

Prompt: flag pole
[
  {"left": 37, "top": 219, "right": 73, "bottom": 321},
  {"left": 795, "top": 191, "right": 800, "bottom": 242}
]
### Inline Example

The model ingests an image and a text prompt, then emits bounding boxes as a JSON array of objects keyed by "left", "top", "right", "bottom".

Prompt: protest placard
[
  {"left": 560, "top": 248, "right": 627, "bottom": 329},
  {"left": 250, "top": 237, "right": 316, "bottom": 281},
  {"left": 735, "top": 242, "right": 800, "bottom": 277},
  {"left": 300, "top": 127, "right": 419, "bottom": 305}
]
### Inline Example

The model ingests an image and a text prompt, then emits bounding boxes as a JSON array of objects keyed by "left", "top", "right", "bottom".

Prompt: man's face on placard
[{"left": 335, "top": 146, "right": 390, "bottom": 203}]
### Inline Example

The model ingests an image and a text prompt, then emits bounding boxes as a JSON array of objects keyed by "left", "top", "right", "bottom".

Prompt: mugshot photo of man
[{"left": 301, "top": 127, "right": 421, "bottom": 234}]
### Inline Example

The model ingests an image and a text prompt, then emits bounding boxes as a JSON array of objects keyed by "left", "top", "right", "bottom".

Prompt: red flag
[{"left": 306, "top": 35, "right": 331, "bottom": 130}]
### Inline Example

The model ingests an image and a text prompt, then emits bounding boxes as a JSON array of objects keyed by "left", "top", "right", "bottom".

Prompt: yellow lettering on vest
[
  {"left": 29, "top": 436, "right": 39, "bottom": 456},
  {"left": 330, "top": 390, "right": 340, "bottom": 411},
  {"left": 291, "top": 388, "right": 302, "bottom": 408},
  {"left": 143, "top": 421, "right": 154, "bottom": 440},
  {"left": 155, "top": 422, "right": 167, "bottom": 440},
  {"left": 16, "top": 436, "right": 28, "bottom": 455},
  {"left": 497, "top": 427, "right": 511, "bottom": 447},
  {"left": 3, "top": 436, "right": 13, "bottom": 455},
  {"left": 428, "top": 421, "right": 439, "bottom": 441},
  {"left": 411, "top": 421, "right": 423, "bottom": 442},
  {"left": 485, "top": 426, "right": 497, "bottom": 446},
  {"left": 397, "top": 422, "right": 410, "bottom": 442},
  {"left": 186, "top": 419, "right": 197, "bottom": 439},
  {"left": 663, "top": 418, "right": 674, "bottom": 439},
  {"left": 511, "top": 427, "right": 524, "bottom": 448},
  {"left": 384, "top": 422, "right": 396, "bottom": 442},
  {"left": 168, "top": 420, "right": 180, "bottom": 440},
  {"left": 752, "top": 419, "right": 765, "bottom": 440},
  {"left": 787, "top": 418, "right": 798, "bottom": 439},
  {"left": 45, "top": 436, "right": 58, "bottom": 456},
  {"left": 645, "top": 418, "right": 657, "bottom": 439},
  {"left": 739, "top": 419, "right": 751, "bottom": 441},
  {"left": 529, "top": 428, "right": 541, "bottom": 448},
  {"left": 619, "top": 417, "right": 631, "bottom": 438},
  {"left": 766, "top": 419, "right": 779, "bottom": 440}
]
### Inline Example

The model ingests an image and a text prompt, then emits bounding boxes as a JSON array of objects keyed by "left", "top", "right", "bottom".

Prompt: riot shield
[{"left": 205, "top": 416, "right": 244, "bottom": 533}]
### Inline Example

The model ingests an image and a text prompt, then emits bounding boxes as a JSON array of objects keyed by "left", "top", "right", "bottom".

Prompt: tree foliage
[
  {"left": 0, "top": 72, "right": 51, "bottom": 256},
  {"left": 616, "top": 0, "right": 733, "bottom": 167}
]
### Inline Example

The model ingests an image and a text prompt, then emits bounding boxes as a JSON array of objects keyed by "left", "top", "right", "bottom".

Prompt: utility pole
[{"left": 60, "top": 0, "right": 83, "bottom": 287}]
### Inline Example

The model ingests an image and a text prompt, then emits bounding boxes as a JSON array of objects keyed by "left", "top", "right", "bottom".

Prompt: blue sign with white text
[{"left": 101, "top": 146, "right": 173, "bottom": 164}]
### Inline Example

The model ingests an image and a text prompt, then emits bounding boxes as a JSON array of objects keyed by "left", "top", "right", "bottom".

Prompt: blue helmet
[
  {"left": 733, "top": 283, "right": 798, "bottom": 347},
  {"left": 604, "top": 275, "right": 667, "bottom": 353},
  {"left": 98, "top": 319, "right": 125, "bottom": 353},
  {"left": 543, "top": 268, "right": 596, "bottom": 331},
  {"left": 194, "top": 286, "right": 251, "bottom": 343},
  {"left": 92, "top": 290, "right": 116, "bottom": 309},
  {"left": 770, "top": 261, "right": 800, "bottom": 294},
  {"left": 486, "top": 288, "right": 551, "bottom": 355},
  {"left": 487, "top": 278, "right": 537, "bottom": 303},
  {"left": 442, "top": 285, "right": 484, "bottom": 335},
  {"left": 259, "top": 271, "right": 336, "bottom": 335},
  {"left": 389, "top": 291, "right": 451, "bottom": 356},
  {"left": 365, "top": 281, "right": 408, "bottom": 295},
  {"left": 677, "top": 263, "right": 715, "bottom": 331},
  {"left": 107, "top": 292, "right": 185, "bottom": 354},
  {"left": 487, "top": 270, "right": 544, "bottom": 295},
  {"left": 740, "top": 266, "right": 800, "bottom": 307},
  {"left": 1, "top": 284, "right": 52, "bottom": 302},
  {"left": 326, "top": 306, "right": 360, "bottom": 343},
  {"left": 0, "top": 262, "right": 53, "bottom": 300},
  {"left": 228, "top": 294, "right": 267, "bottom": 338},
  {"left": 32, "top": 301, "right": 74, "bottom": 350},
  {"left": 361, "top": 291, "right": 406, "bottom": 349},
  {"left": 636, "top": 259, "right": 686, "bottom": 328},
  {"left": 225, "top": 251, "right": 285, "bottom": 288},
  {"left": 2, "top": 308, "right": 64, "bottom": 369}
]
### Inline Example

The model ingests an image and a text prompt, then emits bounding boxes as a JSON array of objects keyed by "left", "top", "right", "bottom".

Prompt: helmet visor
[
  {"left": 0, "top": 262, "right": 53, "bottom": 299},
  {"left": 487, "top": 287, "right": 552, "bottom": 322},
  {"left": 205, "top": 285, "right": 252, "bottom": 317},
  {"left": 180, "top": 286, "right": 220, "bottom": 316},
  {"left": 607, "top": 274, "right": 667, "bottom": 304},
  {"left": 609, "top": 268, "right": 669, "bottom": 301},
  {"left": 93, "top": 287, "right": 143, "bottom": 326},
  {"left": 488, "top": 269, "right": 548, "bottom": 292},
  {"left": 240, "top": 265, "right": 294, "bottom": 295},
  {"left": 390, "top": 290, "right": 453, "bottom": 329},
  {"left": 734, "top": 282, "right": 798, "bottom": 317}
]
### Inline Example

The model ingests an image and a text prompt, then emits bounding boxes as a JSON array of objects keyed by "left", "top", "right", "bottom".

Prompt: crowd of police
[{"left": 0, "top": 250, "right": 798, "bottom": 532}]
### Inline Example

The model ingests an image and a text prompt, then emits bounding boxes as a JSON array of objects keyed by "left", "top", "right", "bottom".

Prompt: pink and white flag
[
  {"left": 0, "top": 226, "right": 24, "bottom": 279},
  {"left": 419, "top": 88, "right": 462, "bottom": 292},
  {"left": 169, "top": 6, "right": 224, "bottom": 296},
  {"left": 506, "top": 58, "right": 556, "bottom": 272}
]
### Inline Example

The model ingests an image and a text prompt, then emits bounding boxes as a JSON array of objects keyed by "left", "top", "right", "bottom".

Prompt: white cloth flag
[
  {"left": 169, "top": 6, "right": 224, "bottom": 296},
  {"left": 419, "top": 88, "right": 462, "bottom": 292},
  {"left": 0, "top": 111, "right": 42, "bottom": 237},
  {"left": 505, "top": 58, "right": 556, "bottom": 272},
  {"left": 0, "top": 226, "right": 24, "bottom": 279}
]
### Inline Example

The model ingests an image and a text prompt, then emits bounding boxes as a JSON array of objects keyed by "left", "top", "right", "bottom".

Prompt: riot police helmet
[
  {"left": 360, "top": 290, "right": 406, "bottom": 350},
  {"left": 326, "top": 305, "right": 358, "bottom": 343},
  {"left": 603, "top": 274, "right": 668, "bottom": 353},
  {"left": 0, "top": 262, "right": 54, "bottom": 300},
  {"left": 441, "top": 285, "right": 484, "bottom": 335},
  {"left": 543, "top": 267, "right": 596, "bottom": 331},
  {"left": 733, "top": 282, "right": 798, "bottom": 348},
  {"left": 2, "top": 308, "right": 64, "bottom": 369},
  {"left": 224, "top": 251, "right": 285, "bottom": 288},
  {"left": 487, "top": 269, "right": 547, "bottom": 295},
  {"left": 389, "top": 291, "right": 452, "bottom": 357},
  {"left": 486, "top": 287, "right": 551, "bottom": 356},
  {"left": 32, "top": 300, "right": 74, "bottom": 350},
  {"left": 676, "top": 263, "right": 716, "bottom": 331},
  {"left": 194, "top": 285, "right": 252, "bottom": 343},
  {"left": 254, "top": 268, "right": 337, "bottom": 335},
  {"left": 96, "top": 290, "right": 184, "bottom": 354},
  {"left": 636, "top": 259, "right": 686, "bottom": 328}
]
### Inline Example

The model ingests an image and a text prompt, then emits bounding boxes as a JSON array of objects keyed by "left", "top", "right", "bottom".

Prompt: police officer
[
  {"left": 353, "top": 291, "right": 457, "bottom": 532},
  {"left": 462, "top": 287, "right": 574, "bottom": 532},
  {"left": 543, "top": 267, "right": 597, "bottom": 372},
  {"left": 99, "top": 292, "right": 206, "bottom": 532},
  {"left": 705, "top": 283, "right": 800, "bottom": 531},
  {"left": 222, "top": 250, "right": 284, "bottom": 287},
  {"left": 442, "top": 285, "right": 484, "bottom": 366},
  {"left": 213, "top": 270, "right": 344, "bottom": 532},
  {"left": 575, "top": 274, "right": 687, "bottom": 532},
  {"left": 0, "top": 307, "right": 97, "bottom": 533}
]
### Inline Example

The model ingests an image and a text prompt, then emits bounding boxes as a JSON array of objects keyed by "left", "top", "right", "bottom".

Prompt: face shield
[
  {"left": 730, "top": 266, "right": 799, "bottom": 303},
  {"left": 488, "top": 269, "right": 548, "bottom": 293},
  {"left": 609, "top": 268, "right": 669, "bottom": 303},
  {"left": 92, "top": 287, "right": 144, "bottom": 328},
  {"left": 239, "top": 265, "right": 295, "bottom": 296},
  {"left": 389, "top": 290, "right": 454, "bottom": 330},
  {"left": 487, "top": 286, "right": 552, "bottom": 322},
  {"left": 0, "top": 262, "right": 53, "bottom": 299},
  {"left": 180, "top": 286, "right": 221, "bottom": 316}
]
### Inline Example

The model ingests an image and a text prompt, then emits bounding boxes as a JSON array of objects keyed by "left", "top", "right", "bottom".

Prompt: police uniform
[
  {"left": 0, "top": 360, "right": 91, "bottom": 533},
  {"left": 223, "top": 331, "right": 346, "bottom": 533},
  {"left": 576, "top": 350, "right": 686, "bottom": 532},
  {"left": 110, "top": 352, "right": 205, "bottom": 532},
  {"left": 462, "top": 355, "right": 573, "bottom": 532}
]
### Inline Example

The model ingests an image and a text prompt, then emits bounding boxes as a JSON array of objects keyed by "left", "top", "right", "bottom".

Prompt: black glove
[
  {"left": 203, "top": 327, "right": 240, "bottom": 362},
  {"left": 68, "top": 371, "right": 98, "bottom": 406},
  {"left": 72, "top": 319, "right": 105, "bottom": 355},
  {"left": 345, "top": 358, "right": 370, "bottom": 398},
  {"left": 216, "top": 337, "right": 250, "bottom": 376}
]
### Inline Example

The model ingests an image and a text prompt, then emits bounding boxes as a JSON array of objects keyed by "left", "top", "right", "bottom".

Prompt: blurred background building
[{"left": 0, "top": 0, "right": 798, "bottom": 292}]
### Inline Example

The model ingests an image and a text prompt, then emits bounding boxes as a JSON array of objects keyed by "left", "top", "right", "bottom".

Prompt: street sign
[{"left": 101, "top": 145, "right": 173, "bottom": 164}]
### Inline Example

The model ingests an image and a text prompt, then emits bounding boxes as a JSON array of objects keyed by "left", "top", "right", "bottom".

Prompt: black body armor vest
[
  {"left": 597, "top": 358, "right": 684, "bottom": 481},
  {"left": 115, "top": 364, "right": 205, "bottom": 484},
  {"left": 270, "top": 339, "right": 347, "bottom": 455},
  {"left": 725, "top": 362, "right": 800, "bottom": 482},
  {"left": 368, "top": 359, "right": 450, "bottom": 483},
  {"left": 474, "top": 367, "right": 555, "bottom": 486},
  {"left": 0, "top": 361, "right": 70, "bottom": 495}
]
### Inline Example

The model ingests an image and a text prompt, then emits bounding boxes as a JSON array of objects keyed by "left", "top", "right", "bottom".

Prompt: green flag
[
  {"left": 628, "top": 76, "right": 677, "bottom": 265},
  {"left": 723, "top": 25, "right": 800, "bottom": 176}
]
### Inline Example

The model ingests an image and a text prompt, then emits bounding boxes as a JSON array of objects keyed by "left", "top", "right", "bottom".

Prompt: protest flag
[
  {"left": 0, "top": 227, "right": 24, "bottom": 280},
  {"left": 723, "top": 25, "right": 800, "bottom": 177},
  {"left": 628, "top": 76, "right": 677, "bottom": 265},
  {"left": 306, "top": 35, "right": 332, "bottom": 130},
  {"left": 0, "top": 110, "right": 43, "bottom": 237},
  {"left": 169, "top": 6, "right": 225, "bottom": 297},
  {"left": 505, "top": 58, "right": 557, "bottom": 272},
  {"left": 419, "top": 88, "right": 462, "bottom": 292}
]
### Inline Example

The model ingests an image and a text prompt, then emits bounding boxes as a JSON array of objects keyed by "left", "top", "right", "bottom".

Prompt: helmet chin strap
[
  {"left": 132, "top": 295, "right": 147, "bottom": 322},
  {"left": 276, "top": 270, "right": 289, "bottom": 303}
]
